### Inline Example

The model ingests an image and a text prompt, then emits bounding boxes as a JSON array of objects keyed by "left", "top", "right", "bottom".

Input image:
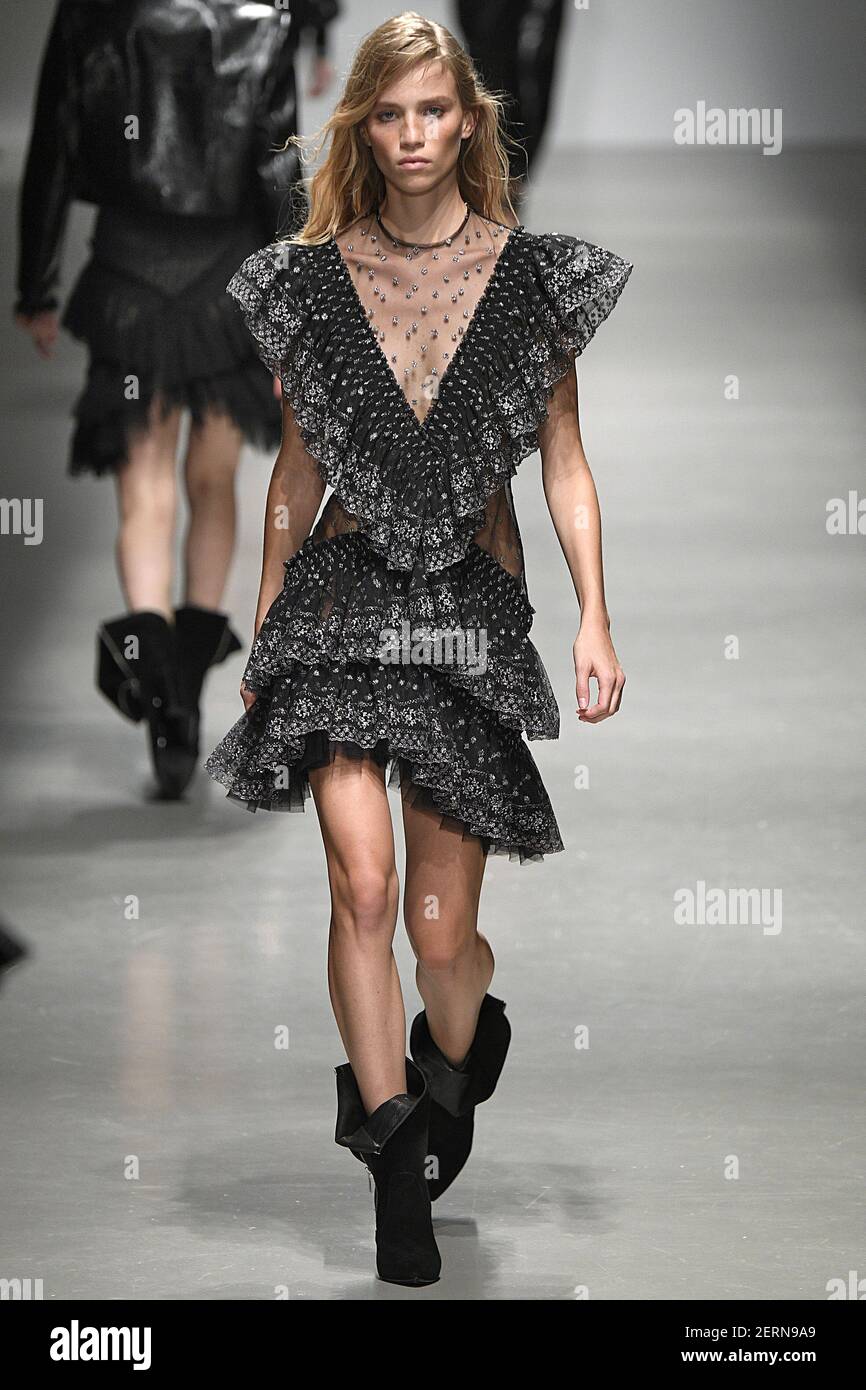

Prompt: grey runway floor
[{"left": 1, "top": 149, "right": 863, "bottom": 1300}]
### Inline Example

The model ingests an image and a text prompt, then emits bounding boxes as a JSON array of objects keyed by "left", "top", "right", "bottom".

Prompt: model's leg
[
  {"left": 113, "top": 394, "right": 182, "bottom": 615},
  {"left": 457, "top": 0, "right": 526, "bottom": 192},
  {"left": 105, "top": 395, "right": 191, "bottom": 797},
  {"left": 400, "top": 782, "right": 512, "bottom": 1203},
  {"left": 315, "top": 749, "right": 441, "bottom": 1286},
  {"left": 182, "top": 409, "right": 243, "bottom": 607},
  {"left": 400, "top": 788, "right": 492, "bottom": 1065},
  {"left": 515, "top": 0, "right": 568, "bottom": 172},
  {"left": 308, "top": 750, "right": 406, "bottom": 1114}
]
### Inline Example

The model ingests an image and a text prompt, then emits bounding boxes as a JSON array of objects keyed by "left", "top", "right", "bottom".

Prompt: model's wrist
[{"left": 578, "top": 604, "right": 610, "bottom": 632}]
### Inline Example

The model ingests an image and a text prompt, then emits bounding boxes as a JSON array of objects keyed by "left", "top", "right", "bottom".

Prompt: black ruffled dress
[{"left": 205, "top": 207, "right": 632, "bottom": 862}]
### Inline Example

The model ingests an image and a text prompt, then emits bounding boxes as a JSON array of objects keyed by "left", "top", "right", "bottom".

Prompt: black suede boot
[
  {"left": 335, "top": 1057, "right": 441, "bottom": 1286},
  {"left": 171, "top": 605, "right": 242, "bottom": 793},
  {"left": 96, "top": 610, "right": 189, "bottom": 799},
  {"left": 409, "top": 994, "right": 512, "bottom": 1201}
]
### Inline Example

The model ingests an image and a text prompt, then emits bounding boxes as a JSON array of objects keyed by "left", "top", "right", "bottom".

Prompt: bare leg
[
  {"left": 113, "top": 396, "right": 182, "bottom": 614},
  {"left": 309, "top": 750, "right": 407, "bottom": 1114},
  {"left": 182, "top": 409, "right": 244, "bottom": 608},
  {"left": 400, "top": 786, "right": 493, "bottom": 1066}
]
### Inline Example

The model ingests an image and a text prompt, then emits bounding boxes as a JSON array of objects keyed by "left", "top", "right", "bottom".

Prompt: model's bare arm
[
  {"left": 537, "top": 363, "right": 625, "bottom": 722},
  {"left": 242, "top": 391, "right": 325, "bottom": 708}
]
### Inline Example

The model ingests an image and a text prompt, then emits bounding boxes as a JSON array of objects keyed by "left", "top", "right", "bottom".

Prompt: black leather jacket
[{"left": 16, "top": 0, "right": 339, "bottom": 316}]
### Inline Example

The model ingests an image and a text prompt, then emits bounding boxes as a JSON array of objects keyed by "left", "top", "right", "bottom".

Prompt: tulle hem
[
  {"left": 66, "top": 357, "right": 281, "bottom": 477},
  {"left": 207, "top": 728, "right": 562, "bottom": 865}
]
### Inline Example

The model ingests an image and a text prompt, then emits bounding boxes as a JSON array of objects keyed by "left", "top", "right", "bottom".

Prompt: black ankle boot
[
  {"left": 335, "top": 1057, "right": 441, "bottom": 1286},
  {"left": 409, "top": 994, "right": 512, "bottom": 1202},
  {"left": 171, "top": 605, "right": 242, "bottom": 792},
  {"left": 96, "top": 610, "right": 189, "bottom": 799}
]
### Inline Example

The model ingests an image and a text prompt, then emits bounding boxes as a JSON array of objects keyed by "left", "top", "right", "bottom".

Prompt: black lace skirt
[
  {"left": 205, "top": 531, "right": 565, "bottom": 864},
  {"left": 61, "top": 205, "right": 282, "bottom": 476}
]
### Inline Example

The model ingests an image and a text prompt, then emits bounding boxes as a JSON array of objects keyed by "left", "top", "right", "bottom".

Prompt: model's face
[{"left": 363, "top": 61, "right": 475, "bottom": 193}]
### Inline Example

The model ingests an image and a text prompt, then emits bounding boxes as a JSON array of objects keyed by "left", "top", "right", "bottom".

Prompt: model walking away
[
  {"left": 13, "top": 0, "right": 322, "bottom": 798},
  {"left": 206, "top": 10, "right": 632, "bottom": 1285},
  {"left": 457, "top": 0, "right": 569, "bottom": 211}
]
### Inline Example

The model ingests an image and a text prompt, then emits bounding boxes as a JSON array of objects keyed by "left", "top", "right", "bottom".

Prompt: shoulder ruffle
[
  {"left": 225, "top": 240, "right": 311, "bottom": 377},
  {"left": 525, "top": 229, "right": 634, "bottom": 365}
]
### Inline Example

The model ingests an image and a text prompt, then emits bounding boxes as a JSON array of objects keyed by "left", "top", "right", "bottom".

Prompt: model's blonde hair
[{"left": 279, "top": 10, "right": 522, "bottom": 245}]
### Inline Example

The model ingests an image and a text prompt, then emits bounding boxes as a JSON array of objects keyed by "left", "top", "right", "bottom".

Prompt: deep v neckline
[{"left": 327, "top": 220, "right": 522, "bottom": 435}]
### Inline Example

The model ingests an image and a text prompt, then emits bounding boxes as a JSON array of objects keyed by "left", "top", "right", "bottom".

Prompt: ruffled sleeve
[
  {"left": 525, "top": 230, "right": 633, "bottom": 379},
  {"left": 224, "top": 240, "right": 308, "bottom": 378}
]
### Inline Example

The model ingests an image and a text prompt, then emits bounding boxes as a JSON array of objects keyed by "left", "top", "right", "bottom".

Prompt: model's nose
[{"left": 400, "top": 115, "right": 429, "bottom": 146}]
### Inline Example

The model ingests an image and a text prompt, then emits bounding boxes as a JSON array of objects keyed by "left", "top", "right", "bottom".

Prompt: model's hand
[
  {"left": 240, "top": 679, "right": 257, "bottom": 713},
  {"left": 15, "top": 309, "right": 59, "bottom": 359},
  {"left": 574, "top": 622, "right": 625, "bottom": 722}
]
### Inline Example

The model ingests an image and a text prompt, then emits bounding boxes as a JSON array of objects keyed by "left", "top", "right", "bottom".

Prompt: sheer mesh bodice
[
  {"left": 334, "top": 206, "right": 510, "bottom": 428},
  {"left": 309, "top": 208, "right": 526, "bottom": 586}
]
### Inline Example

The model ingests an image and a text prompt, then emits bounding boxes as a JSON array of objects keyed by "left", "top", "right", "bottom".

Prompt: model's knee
[
  {"left": 408, "top": 922, "right": 474, "bottom": 975},
  {"left": 184, "top": 459, "right": 236, "bottom": 506},
  {"left": 118, "top": 479, "right": 175, "bottom": 528},
  {"left": 331, "top": 866, "right": 399, "bottom": 943}
]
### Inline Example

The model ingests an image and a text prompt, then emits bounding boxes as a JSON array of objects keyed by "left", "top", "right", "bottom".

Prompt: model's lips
[{"left": 398, "top": 158, "right": 430, "bottom": 167}]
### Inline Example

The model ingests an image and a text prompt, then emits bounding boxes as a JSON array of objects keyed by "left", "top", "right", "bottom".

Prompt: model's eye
[{"left": 375, "top": 106, "right": 445, "bottom": 122}]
